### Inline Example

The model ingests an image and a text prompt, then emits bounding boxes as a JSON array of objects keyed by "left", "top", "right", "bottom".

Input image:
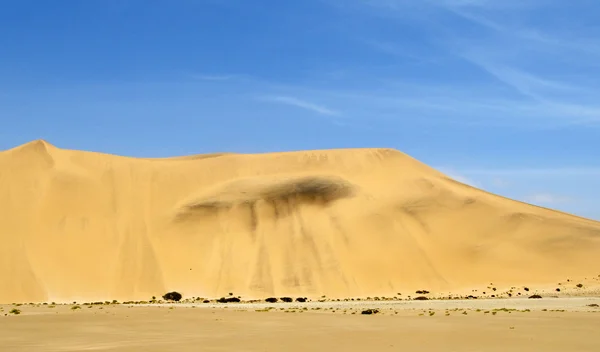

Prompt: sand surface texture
[
  {"left": 2, "top": 301, "right": 600, "bottom": 352},
  {"left": 1, "top": 140, "right": 599, "bottom": 303}
]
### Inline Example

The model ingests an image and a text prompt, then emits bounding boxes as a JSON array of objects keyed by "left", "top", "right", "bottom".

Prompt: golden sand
[{"left": 2, "top": 302, "right": 600, "bottom": 352}]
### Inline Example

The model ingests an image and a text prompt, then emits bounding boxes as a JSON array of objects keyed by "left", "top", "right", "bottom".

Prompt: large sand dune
[{"left": 1, "top": 140, "right": 599, "bottom": 303}]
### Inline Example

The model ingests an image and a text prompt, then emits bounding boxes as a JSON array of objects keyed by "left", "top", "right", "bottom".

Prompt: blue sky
[{"left": 1, "top": 0, "right": 599, "bottom": 220}]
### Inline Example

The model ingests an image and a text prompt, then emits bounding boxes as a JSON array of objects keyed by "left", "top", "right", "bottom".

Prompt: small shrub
[
  {"left": 295, "top": 297, "right": 307, "bottom": 302},
  {"left": 217, "top": 297, "right": 241, "bottom": 303},
  {"left": 576, "top": 284, "right": 584, "bottom": 288},
  {"left": 529, "top": 295, "right": 542, "bottom": 299},
  {"left": 71, "top": 305, "right": 81, "bottom": 310},
  {"left": 588, "top": 304, "right": 599, "bottom": 308},
  {"left": 523, "top": 287, "right": 529, "bottom": 291},
  {"left": 162, "top": 292, "right": 183, "bottom": 302},
  {"left": 556, "top": 288, "right": 561, "bottom": 292},
  {"left": 9, "top": 308, "right": 21, "bottom": 315},
  {"left": 414, "top": 296, "right": 429, "bottom": 301},
  {"left": 361, "top": 309, "right": 379, "bottom": 315},
  {"left": 280, "top": 297, "right": 293, "bottom": 303},
  {"left": 265, "top": 297, "right": 278, "bottom": 303},
  {"left": 203, "top": 300, "right": 210, "bottom": 303}
]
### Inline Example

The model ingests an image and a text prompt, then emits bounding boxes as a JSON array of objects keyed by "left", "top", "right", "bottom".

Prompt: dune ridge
[{"left": 0, "top": 140, "right": 599, "bottom": 303}]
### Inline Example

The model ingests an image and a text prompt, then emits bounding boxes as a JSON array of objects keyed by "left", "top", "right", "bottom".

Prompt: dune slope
[{"left": 1, "top": 140, "right": 599, "bottom": 303}]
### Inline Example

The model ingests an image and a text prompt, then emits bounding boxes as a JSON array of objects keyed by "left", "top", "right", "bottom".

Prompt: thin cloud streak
[
  {"left": 437, "top": 168, "right": 481, "bottom": 187},
  {"left": 192, "top": 74, "right": 237, "bottom": 81},
  {"left": 261, "top": 95, "right": 341, "bottom": 116},
  {"left": 454, "top": 167, "right": 600, "bottom": 176},
  {"left": 457, "top": 55, "right": 600, "bottom": 124},
  {"left": 352, "top": 0, "right": 600, "bottom": 127},
  {"left": 523, "top": 193, "right": 573, "bottom": 205}
]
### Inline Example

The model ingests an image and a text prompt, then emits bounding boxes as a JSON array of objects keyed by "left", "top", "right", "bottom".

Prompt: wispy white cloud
[
  {"left": 437, "top": 0, "right": 600, "bottom": 57},
  {"left": 192, "top": 74, "right": 237, "bottom": 81},
  {"left": 260, "top": 95, "right": 341, "bottom": 116},
  {"left": 460, "top": 57, "right": 573, "bottom": 98},
  {"left": 448, "top": 174, "right": 480, "bottom": 187},
  {"left": 172, "top": 1, "right": 600, "bottom": 129},
  {"left": 432, "top": 164, "right": 598, "bottom": 219},
  {"left": 437, "top": 0, "right": 538, "bottom": 8},
  {"left": 251, "top": 82, "right": 600, "bottom": 128},
  {"left": 490, "top": 178, "right": 510, "bottom": 188},
  {"left": 455, "top": 55, "right": 600, "bottom": 124},
  {"left": 522, "top": 193, "right": 572, "bottom": 205},
  {"left": 437, "top": 168, "right": 482, "bottom": 187},
  {"left": 455, "top": 167, "right": 600, "bottom": 176},
  {"left": 365, "top": 40, "right": 441, "bottom": 64},
  {"left": 345, "top": 0, "right": 600, "bottom": 127}
]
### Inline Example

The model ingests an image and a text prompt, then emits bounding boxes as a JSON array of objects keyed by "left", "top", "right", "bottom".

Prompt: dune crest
[{"left": 0, "top": 141, "right": 599, "bottom": 303}]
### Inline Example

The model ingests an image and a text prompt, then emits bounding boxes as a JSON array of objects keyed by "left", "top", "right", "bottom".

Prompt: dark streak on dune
[
  {"left": 328, "top": 212, "right": 350, "bottom": 245},
  {"left": 249, "top": 203, "right": 258, "bottom": 241},
  {"left": 175, "top": 175, "right": 356, "bottom": 222}
]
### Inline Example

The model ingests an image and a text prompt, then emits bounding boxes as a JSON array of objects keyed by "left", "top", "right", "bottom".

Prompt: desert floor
[{"left": 2, "top": 297, "right": 600, "bottom": 351}]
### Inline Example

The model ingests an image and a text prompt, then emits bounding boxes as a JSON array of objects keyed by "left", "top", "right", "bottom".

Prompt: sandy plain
[{"left": 2, "top": 298, "right": 600, "bottom": 351}]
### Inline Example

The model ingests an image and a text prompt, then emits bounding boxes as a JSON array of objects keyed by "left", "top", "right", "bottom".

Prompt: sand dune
[{"left": 1, "top": 140, "right": 599, "bottom": 303}]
